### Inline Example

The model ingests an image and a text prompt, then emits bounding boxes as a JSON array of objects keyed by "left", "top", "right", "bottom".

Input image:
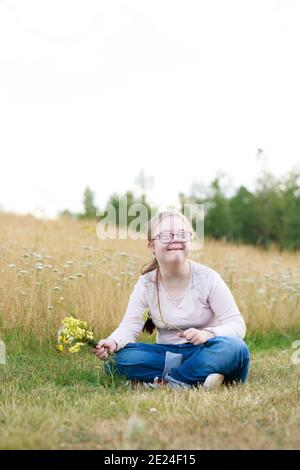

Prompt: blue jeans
[{"left": 104, "top": 336, "right": 250, "bottom": 386}]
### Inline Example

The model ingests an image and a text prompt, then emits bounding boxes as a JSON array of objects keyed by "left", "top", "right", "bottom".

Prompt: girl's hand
[
  {"left": 177, "top": 328, "right": 214, "bottom": 345},
  {"left": 92, "top": 338, "right": 117, "bottom": 360}
]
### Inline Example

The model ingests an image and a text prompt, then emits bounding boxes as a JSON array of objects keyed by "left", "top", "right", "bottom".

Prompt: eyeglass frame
[{"left": 150, "top": 230, "right": 193, "bottom": 244}]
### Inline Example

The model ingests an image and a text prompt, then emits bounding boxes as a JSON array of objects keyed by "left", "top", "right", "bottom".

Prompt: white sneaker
[{"left": 203, "top": 373, "right": 225, "bottom": 390}]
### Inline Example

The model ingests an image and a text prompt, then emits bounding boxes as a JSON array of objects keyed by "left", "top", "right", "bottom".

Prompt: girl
[{"left": 93, "top": 211, "right": 250, "bottom": 390}]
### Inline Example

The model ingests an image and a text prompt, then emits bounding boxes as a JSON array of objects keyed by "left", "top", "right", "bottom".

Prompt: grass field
[{"left": 0, "top": 212, "right": 300, "bottom": 449}]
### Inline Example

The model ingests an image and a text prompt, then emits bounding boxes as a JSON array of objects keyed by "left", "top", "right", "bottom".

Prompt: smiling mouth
[{"left": 167, "top": 247, "right": 183, "bottom": 251}]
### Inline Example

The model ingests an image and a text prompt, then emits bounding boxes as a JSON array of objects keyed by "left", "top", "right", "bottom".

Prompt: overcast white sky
[{"left": 0, "top": 0, "right": 299, "bottom": 219}]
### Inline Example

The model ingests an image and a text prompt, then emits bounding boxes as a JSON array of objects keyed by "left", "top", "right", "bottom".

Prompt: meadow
[{"left": 0, "top": 212, "right": 299, "bottom": 449}]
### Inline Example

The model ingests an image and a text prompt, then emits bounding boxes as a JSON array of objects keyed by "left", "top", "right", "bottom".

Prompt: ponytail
[{"left": 140, "top": 257, "right": 158, "bottom": 334}]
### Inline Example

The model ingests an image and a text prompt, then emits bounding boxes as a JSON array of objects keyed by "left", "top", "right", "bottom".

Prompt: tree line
[{"left": 60, "top": 168, "right": 300, "bottom": 251}]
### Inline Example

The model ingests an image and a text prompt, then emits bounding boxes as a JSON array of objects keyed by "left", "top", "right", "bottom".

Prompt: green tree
[
  {"left": 228, "top": 186, "right": 259, "bottom": 244},
  {"left": 279, "top": 171, "right": 300, "bottom": 250},
  {"left": 204, "top": 177, "right": 232, "bottom": 240},
  {"left": 101, "top": 190, "right": 155, "bottom": 229},
  {"left": 81, "top": 186, "right": 98, "bottom": 219}
]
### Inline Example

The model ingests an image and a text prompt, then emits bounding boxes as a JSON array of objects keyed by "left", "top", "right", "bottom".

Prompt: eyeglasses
[{"left": 151, "top": 230, "right": 192, "bottom": 244}]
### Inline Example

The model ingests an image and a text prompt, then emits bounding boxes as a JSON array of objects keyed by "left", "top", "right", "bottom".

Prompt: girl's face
[{"left": 149, "top": 215, "right": 192, "bottom": 266}]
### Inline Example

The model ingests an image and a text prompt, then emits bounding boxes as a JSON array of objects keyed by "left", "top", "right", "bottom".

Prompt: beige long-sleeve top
[{"left": 107, "top": 260, "right": 246, "bottom": 351}]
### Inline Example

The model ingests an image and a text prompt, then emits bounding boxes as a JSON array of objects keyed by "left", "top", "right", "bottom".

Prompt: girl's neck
[{"left": 158, "top": 259, "right": 191, "bottom": 282}]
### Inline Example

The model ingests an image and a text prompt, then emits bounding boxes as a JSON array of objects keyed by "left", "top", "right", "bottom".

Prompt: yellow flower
[
  {"left": 86, "top": 331, "right": 94, "bottom": 340},
  {"left": 57, "top": 344, "right": 64, "bottom": 352},
  {"left": 56, "top": 315, "right": 97, "bottom": 352},
  {"left": 69, "top": 342, "right": 85, "bottom": 353}
]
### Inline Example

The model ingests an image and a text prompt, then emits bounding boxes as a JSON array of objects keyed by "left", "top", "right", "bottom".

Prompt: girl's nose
[{"left": 169, "top": 232, "right": 181, "bottom": 243}]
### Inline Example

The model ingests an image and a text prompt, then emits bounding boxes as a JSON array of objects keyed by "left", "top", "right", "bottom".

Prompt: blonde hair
[{"left": 140, "top": 211, "right": 194, "bottom": 334}]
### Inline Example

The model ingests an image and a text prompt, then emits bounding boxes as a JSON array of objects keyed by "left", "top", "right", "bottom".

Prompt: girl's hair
[{"left": 140, "top": 211, "right": 194, "bottom": 334}]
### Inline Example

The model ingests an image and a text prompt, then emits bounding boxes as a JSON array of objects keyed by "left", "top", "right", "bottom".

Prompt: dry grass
[{"left": 0, "top": 211, "right": 299, "bottom": 341}]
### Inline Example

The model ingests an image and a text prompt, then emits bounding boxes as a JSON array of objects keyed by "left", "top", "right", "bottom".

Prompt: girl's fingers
[
  {"left": 91, "top": 347, "right": 109, "bottom": 359},
  {"left": 96, "top": 342, "right": 108, "bottom": 349},
  {"left": 96, "top": 350, "right": 108, "bottom": 359},
  {"left": 97, "top": 351, "right": 107, "bottom": 359},
  {"left": 96, "top": 346, "right": 108, "bottom": 354},
  {"left": 99, "top": 353, "right": 108, "bottom": 360}
]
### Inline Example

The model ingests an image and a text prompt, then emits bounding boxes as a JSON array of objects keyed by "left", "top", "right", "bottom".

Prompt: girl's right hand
[{"left": 92, "top": 338, "right": 117, "bottom": 360}]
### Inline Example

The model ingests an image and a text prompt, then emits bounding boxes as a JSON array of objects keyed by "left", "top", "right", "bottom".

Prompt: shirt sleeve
[
  {"left": 106, "top": 275, "right": 148, "bottom": 351},
  {"left": 203, "top": 269, "right": 247, "bottom": 339}
]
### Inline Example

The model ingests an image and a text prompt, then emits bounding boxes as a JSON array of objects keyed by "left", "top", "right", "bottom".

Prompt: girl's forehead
[{"left": 153, "top": 216, "right": 187, "bottom": 234}]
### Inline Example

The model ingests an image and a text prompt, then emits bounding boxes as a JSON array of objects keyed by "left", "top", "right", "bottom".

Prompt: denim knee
[
  {"left": 205, "top": 336, "right": 250, "bottom": 372},
  {"left": 223, "top": 337, "right": 250, "bottom": 369},
  {"left": 108, "top": 346, "right": 151, "bottom": 368},
  {"left": 213, "top": 336, "right": 250, "bottom": 355}
]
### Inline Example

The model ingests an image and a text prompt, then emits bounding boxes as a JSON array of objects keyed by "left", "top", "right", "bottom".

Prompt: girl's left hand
[{"left": 178, "top": 328, "right": 215, "bottom": 345}]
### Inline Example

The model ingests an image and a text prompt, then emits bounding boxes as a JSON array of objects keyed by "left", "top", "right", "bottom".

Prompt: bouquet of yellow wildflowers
[{"left": 56, "top": 316, "right": 97, "bottom": 353}]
